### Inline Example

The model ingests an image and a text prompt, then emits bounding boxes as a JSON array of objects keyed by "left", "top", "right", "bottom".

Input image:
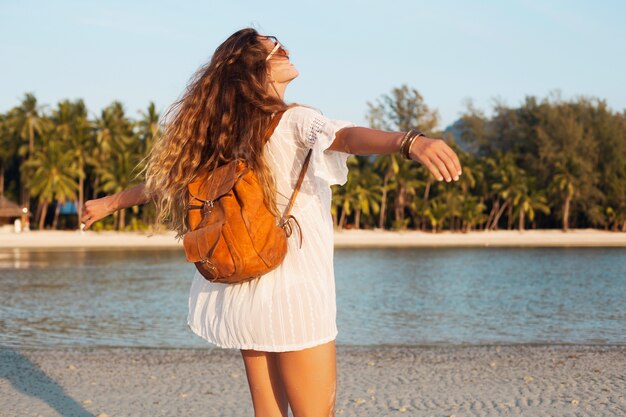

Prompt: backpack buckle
[
  {"left": 199, "top": 258, "right": 218, "bottom": 273},
  {"left": 202, "top": 200, "right": 214, "bottom": 215}
]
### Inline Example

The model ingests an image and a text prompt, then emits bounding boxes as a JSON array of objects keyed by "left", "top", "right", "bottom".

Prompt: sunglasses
[{"left": 265, "top": 36, "right": 289, "bottom": 61}]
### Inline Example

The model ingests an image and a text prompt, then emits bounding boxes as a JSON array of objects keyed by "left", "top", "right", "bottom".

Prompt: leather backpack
[{"left": 183, "top": 110, "right": 312, "bottom": 284}]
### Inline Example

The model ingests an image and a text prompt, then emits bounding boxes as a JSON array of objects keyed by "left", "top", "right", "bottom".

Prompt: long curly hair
[{"left": 143, "top": 28, "right": 288, "bottom": 239}]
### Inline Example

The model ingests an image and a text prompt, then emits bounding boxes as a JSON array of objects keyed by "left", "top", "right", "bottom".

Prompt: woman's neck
[{"left": 270, "top": 81, "right": 286, "bottom": 100}]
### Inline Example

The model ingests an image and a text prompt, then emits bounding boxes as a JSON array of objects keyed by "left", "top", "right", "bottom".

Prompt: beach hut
[{"left": 0, "top": 195, "right": 24, "bottom": 227}]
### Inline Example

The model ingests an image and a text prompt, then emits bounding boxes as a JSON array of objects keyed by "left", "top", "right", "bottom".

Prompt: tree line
[{"left": 1, "top": 86, "right": 625, "bottom": 232}]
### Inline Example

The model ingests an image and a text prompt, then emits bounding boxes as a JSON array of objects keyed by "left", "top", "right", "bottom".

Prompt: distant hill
[{"left": 443, "top": 118, "right": 472, "bottom": 153}]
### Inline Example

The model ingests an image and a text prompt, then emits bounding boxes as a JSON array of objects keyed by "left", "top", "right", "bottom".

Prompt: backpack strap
[
  {"left": 282, "top": 149, "right": 312, "bottom": 221},
  {"left": 280, "top": 149, "right": 312, "bottom": 248},
  {"left": 266, "top": 108, "right": 313, "bottom": 248},
  {"left": 263, "top": 110, "right": 286, "bottom": 144}
]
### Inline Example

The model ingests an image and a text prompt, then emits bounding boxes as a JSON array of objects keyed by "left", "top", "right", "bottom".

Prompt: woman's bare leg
[
  {"left": 276, "top": 340, "right": 337, "bottom": 417},
  {"left": 241, "top": 349, "right": 289, "bottom": 417}
]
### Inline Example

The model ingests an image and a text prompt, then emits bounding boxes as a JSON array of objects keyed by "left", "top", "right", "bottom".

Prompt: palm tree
[
  {"left": 605, "top": 206, "right": 626, "bottom": 232},
  {"left": 424, "top": 198, "right": 448, "bottom": 233},
  {"left": 8, "top": 93, "right": 48, "bottom": 209},
  {"left": 97, "top": 142, "right": 142, "bottom": 230},
  {"left": 335, "top": 157, "right": 360, "bottom": 230},
  {"left": 408, "top": 197, "right": 428, "bottom": 230},
  {"left": 372, "top": 153, "right": 399, "bottom": 229},
  {"left": 10, "top": 93, "right": 47, "bottom": 159},
  {"left": 484, "top": 155, "right": 507, "bottom": 230},
  {"left": 391, "top": 159, "right": 426, "bottom": 230},
  {"left": 352, "top": 158, "right": 383, "bottom": 229},
  {"left": 485, "top": 153, "right": 527, "bottom": 230},
  {"left": 137, "top": 102, "right": 161, "bottom": 157},
  {"left": 330, "top": 185, "right": 343, "bottom": 228},
  {"left": 513, "top": 184, "right": 550, "bottom": 230},
  {"left": 459, "top": 195, "right": 487, "bottom": 232},
  {"left": 550, "top": 163, "right": 576, "bottom": 231},
  {"left": 455, "top": 154, "right": 489, "bottom": 230},
  {"left": 24, "top": 128, "right": 78, "bottom": 229},
  {"left": 90, "top": 102, "right": 135, "bottom": 200},
  {"left": 441, "top": 188, "right": 463, "bottom": 231},
  {"left": 0, "top": 114, "right": 13, "bottom": 197},
  {"left": 51, "top": 100, "right": 92, "bottom": 229}
]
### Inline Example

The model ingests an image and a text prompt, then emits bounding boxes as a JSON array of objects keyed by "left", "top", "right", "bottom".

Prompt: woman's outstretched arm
[
  {"left": 81, "top": 182, "right": 151, "bottom": 230},
  {"left": 329, "top": 127, "right": 462, "bottom": 183}
]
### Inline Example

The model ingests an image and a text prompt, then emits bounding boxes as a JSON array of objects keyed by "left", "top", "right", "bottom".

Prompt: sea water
[{"left": 0, "top": 247, "right": 624, "bottom": 349}]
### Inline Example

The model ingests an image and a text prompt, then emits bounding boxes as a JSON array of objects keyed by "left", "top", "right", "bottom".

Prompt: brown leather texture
[
  {"left": 183, "top": 110, "right": 302, "bottom": 284},
  {"left": 184, "top": 159, "right": 289, "bottom": 284}
]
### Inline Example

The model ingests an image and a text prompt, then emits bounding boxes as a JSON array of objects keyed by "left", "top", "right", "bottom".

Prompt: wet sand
[{"left": 1, "top": 345, "right": 625, "bottom": 417}]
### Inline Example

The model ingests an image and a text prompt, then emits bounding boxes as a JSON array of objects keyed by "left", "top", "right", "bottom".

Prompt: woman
[{"left": 82, "top": 28, "right": 462, "bottom": 417}]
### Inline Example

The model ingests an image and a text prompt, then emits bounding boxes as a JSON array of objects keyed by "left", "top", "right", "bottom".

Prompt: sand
[
  {"left": 334, "top": 229, "right": 626, "bottom": 248},
  {"left": 1, "top": 229, "right": 626, "bottom": 250},
  {"left": 1, "top": 345, "right": 625, "bottom": 417}
]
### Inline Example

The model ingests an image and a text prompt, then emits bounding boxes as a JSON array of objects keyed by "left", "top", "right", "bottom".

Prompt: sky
[{"left": 1, "top": 0, "right": 625, "bottom": 129}]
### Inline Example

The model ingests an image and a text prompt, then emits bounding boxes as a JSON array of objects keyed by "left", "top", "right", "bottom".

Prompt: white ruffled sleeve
[{"left": 289, "top": 107, "right": 355, "bottom": 186}]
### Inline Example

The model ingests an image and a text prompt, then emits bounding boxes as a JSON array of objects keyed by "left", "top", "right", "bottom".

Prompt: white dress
[{"left": 187, "top": 106, "right": 354, "bottom": 352}]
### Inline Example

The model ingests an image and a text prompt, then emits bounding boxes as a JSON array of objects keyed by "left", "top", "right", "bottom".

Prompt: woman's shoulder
[
  {"left": 283, "top": 104, "right": 324, "bottom": 123},
  {"left": 274, "top": 105, "right": 326, "bottom": 148}
]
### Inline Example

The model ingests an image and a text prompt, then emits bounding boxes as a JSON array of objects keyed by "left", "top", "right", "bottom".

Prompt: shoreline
[
  {"left": 2, "top": 344, "right": 625, "bottom": 416},
  {"left": 1, "top": 228, "right": 626, "bottom": 249},
  {"left": 7, "top": 340, "right": 626, "bottom": 351}
]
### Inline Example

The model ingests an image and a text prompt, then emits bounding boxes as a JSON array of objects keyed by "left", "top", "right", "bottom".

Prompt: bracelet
[
  {"left": 398, "top": 130, "right": 414, "bottom": 157},
  {"left": 399, "top": 129, "right": 425, "bottom": 160}
]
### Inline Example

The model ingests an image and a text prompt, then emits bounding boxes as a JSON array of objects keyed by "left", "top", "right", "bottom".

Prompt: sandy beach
[
  {"left": 1, "top": 229, "right": 626, "bottom": 250},
  {"left": 1, "top": 345, "right": 624, "bottom": 417}
]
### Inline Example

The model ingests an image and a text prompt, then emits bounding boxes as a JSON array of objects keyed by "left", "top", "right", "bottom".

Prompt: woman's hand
[
  {"left": 81, "top": 196, "right": 117, "bottom": 231},
  {"left": 409, "top": 136, "right": 462, "bottom": 182},
  {"left": 80, "top": 183, "right": 150, "bottom": 230}
]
